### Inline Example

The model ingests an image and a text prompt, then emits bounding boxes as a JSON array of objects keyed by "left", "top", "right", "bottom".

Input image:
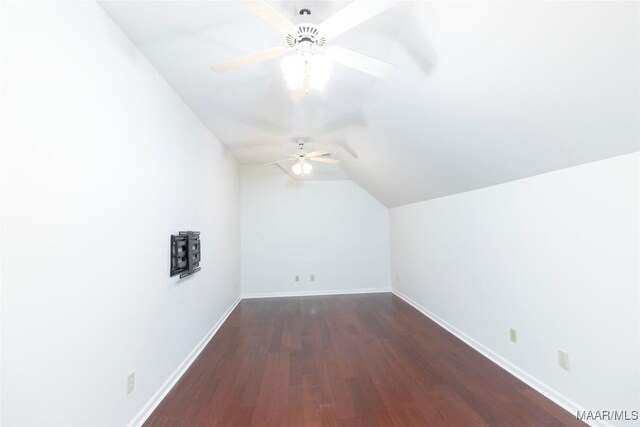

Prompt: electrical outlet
[
  {"left": 509, "top": 328, "right": 517, "bottom": 343},
  {"left": 127, "top": 371, "right": 135, "bottom": 395},
  {"left": 558, "top": 351, "right": 570, "bottom": 371},
  {"left": 295, "top": 275, "right": 300, "bottom": 282},
  {"left": 310, "top": 274, "right": 315, "bottom": 282}
]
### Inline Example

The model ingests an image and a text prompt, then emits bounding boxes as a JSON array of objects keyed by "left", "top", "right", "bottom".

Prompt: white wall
[
  {"left": 390, "top": 153, "right": 639, "bottom": 425},
  {"left": 1, "top": 2, "right": 240, "bottom": 426},
  {"left": 241, "top": 165, "right": 390, "bottom": 297}
]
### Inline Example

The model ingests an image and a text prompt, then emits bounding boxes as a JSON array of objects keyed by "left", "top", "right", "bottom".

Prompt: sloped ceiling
[{"left": 100, "top": 1, "right": 639, "bottom": 207}]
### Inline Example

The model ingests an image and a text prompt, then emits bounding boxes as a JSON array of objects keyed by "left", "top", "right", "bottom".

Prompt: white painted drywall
[
  {"left": 1, "top": 2, "right": 240, "bottom": 426},
  {"left": 101, "top": 1, "right": 639, "bottom": 207},
  {"left": 241, "top": 165, "right": 391, "bottom": 297},
  {"left": 390, "top": 153, "right": 639, "bottom": 424}
]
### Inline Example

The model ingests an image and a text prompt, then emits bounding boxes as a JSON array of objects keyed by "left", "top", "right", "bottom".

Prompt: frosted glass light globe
[
  {"left": 280, "top": 50, "right": 332, "bottom": 92},
  {"left": 280, "top": 53, "right": 305, "bottom": 90},
  {"left": 310, "top": 53, "right": 332, "bottom": 90},
  {"left": 292, "top": 161, "right": 312, "bottom": 175}
]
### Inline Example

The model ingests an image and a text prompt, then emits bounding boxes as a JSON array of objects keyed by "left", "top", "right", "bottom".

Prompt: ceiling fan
[
  {"left": 266, "top": 141, "right": 340, "bottom": 176},
  {"left": 212, "top": 0, "right": 397, "bottom": 92}
]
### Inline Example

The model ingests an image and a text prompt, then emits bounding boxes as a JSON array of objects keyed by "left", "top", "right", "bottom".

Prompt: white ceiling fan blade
[
  {"left": 318, "top": 0, "right": 398, "bottom": 40},
  {"left": 304, "top": 151, "right": 330, "bottom": 158},
  {"left": 265, "top": 158, "right": 296, "bottom": 165},
  {"left": 237, "top": 0, "right": 296, "bottom": 34},
  {"left": 211, "top": 46, "right": 287, "bottom": 72},
  {"left": 308, "top": 157, "right": 340, "bottom": 164},
  {"left": 326, "top": 46, "right": 393, "bottom": 79}
]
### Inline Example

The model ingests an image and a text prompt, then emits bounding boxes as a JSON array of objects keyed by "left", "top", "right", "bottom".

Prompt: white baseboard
[
  {"left": 127, "top": 295, "right": 242, "bottom": 427},
  {"left": 391, "top": 289, "right": 609, "bottom": 427},
  {"left": 242, "top": 287, "right": 391, "bottom": 299}
]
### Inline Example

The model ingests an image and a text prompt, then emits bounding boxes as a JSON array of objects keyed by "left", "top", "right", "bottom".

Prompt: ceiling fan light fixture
[
  {"left": 280, "top": 52, "right": 306, "bottom": 90},
  {"left": 280, "top": 50, "right": 332, "bottom": 92},
  {"left": 211, "top": 1, "right": 397, "bottom": 82},
  {"left": 291, "top": 160, "right": 312, "bottom": 175},
  {"left": 310, "top": 52, "right": 332, "bottom": 90}
]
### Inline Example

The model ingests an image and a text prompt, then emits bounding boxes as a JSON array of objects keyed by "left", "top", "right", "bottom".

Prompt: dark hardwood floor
[{"left": 145, "top": 293, "right": 584, "bottom": 426}]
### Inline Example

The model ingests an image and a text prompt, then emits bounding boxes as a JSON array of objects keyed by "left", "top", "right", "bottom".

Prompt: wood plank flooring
[{"left": 145, "top": 293, "right": 585, "bottom": 426}]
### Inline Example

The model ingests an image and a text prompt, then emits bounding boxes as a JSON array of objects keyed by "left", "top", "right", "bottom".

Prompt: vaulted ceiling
[{"left": 101, "top": 1, "right": 639, "bottom": 207}]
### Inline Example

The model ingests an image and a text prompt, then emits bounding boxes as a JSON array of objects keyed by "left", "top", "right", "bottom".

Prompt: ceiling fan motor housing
[{"left": 285, "top": 24, "right": 326, "bottom": 49}]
